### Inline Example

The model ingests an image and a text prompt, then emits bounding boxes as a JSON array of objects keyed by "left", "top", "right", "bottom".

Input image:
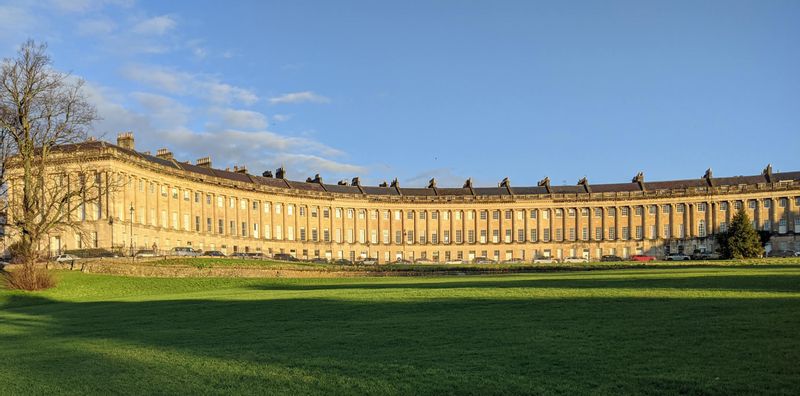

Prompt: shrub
[{"left": 2, "top": 265, "right": 57, "bottom": 291}]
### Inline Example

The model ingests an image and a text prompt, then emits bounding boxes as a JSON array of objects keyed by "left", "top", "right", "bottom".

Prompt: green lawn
[
  {"left": 144, "top": 256, "right": 800, "bottom": 273},
  {"left": 1, "top": 266, "right": 799, "bottom": 395}
]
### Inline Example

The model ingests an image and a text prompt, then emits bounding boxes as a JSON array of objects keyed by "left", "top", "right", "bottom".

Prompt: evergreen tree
[{"left": 716, "top": 208, "right": 764, "bottom": 259}]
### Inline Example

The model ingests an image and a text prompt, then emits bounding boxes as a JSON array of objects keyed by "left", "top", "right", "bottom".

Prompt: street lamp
[
  {"left": 129, "top": 203, "right": 134, "bottom": 259},
  {"left": 108, "top": 216, "right": 114, "bottom": 252}
]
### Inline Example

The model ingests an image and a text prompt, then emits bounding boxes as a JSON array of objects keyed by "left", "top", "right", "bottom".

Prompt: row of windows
[
  {"left": 122, "top": 175, "right": 800, "bottom": 223},
  {"left": 147, "top": 214, "right": 765, "bottom": 243}
]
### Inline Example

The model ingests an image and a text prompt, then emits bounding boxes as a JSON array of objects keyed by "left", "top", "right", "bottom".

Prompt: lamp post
[
  {"left": 108, "top": 216, "right": 114, "bottom": 252},
  {"left": 129, "top": 203, "right": 134, "bottom": 260}
]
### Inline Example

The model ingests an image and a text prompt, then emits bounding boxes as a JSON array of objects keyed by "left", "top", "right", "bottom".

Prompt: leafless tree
[{"left": 0, "top": 40, "right": 101, "bottom": 286}]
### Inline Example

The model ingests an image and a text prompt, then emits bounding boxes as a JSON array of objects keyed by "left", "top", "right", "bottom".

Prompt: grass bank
[{"left": 1, "top": 266, "right": 799, "bottom": 394}]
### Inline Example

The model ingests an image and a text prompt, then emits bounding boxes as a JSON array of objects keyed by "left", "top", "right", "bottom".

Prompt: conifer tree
[{"left": 716, "top": 208, "right": 764, "bottom": 259}]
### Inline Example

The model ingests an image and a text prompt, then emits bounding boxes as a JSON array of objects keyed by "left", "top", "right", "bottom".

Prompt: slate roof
[{"left": 57, "top": 139, "right": 800, "bottom": 198}]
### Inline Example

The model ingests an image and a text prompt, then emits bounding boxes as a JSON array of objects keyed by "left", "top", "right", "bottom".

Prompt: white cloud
[
  {"left": 83, "top": 82, "right": 363, "bottom": 178},
  {"left": 131, "top": 92, "right": 190, "bottom": 128},
  {"left": 82, "top": 81, "right": 153, "bottom": 141},
  {"left": 132, "top": 15, "right": 176, "bottom": 35},
  {"left": 77, "top": 18, "right": 116, "bottom": 36},
  {"left": 122, "top": 65, "right": 185, "bottom": 93},
  {"left": 157, "top": 129, "right": 360, "bottom": 176},
  {"left": 212, "top": 108, "right": 268, "bottom": 130},
  {"left": 0, "top": 6, "right": 37, "bottom": 35},
  {"left": 269, "top": 91, "right": 330, "bottom": 105},
  {"left": 272, "top": 114, "right": 292, "bottom": 122},
  {"left": 122, "top": 64, "right": 258, "bottom": 105},
  {"left": 271, "top": 153, "right": 367, "bottom": 175},
  {"left": 206, "top": 81, "right": 258, "bottom": 105},
  {"left": 49, "top": 0, "right": 134, "bottom": 13},
  {"left": 192, "top": 47, "right": 207, "bottom": 59}
]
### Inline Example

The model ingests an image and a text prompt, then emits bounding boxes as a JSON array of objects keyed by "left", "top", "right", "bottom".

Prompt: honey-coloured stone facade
[{"left": 7, "top": 133, "right": 800, "bottom": 262}]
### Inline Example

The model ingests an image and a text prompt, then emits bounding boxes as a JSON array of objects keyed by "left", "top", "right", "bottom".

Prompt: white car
[
  {"left": 54, "top": 254, "right": 80, "bottom": 262},
  {"left": 665, "top": 253, "right": 691, "bottom": 261},
  {"left": 563, "top": 256, "right": 589, "bottom": 263},
  {"left": 134, "top": 250, "right": 157, "bottom": 258},
  {"left": 533, "top": 257, "right": 557, "bottom": 264},
  {"left": 171, "top": 247, "right": 199, "bottom": 257},
  {"left": 445, "top": 259, "right": 466, "bottom": 264}
]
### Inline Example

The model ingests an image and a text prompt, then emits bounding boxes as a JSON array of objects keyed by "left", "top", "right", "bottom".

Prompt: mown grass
[
  {"left": 1, "top": 266, "right": 799, "bottom": 395},
  {"left": 143, "top": 256, "right": 800, "bottom": 273}
]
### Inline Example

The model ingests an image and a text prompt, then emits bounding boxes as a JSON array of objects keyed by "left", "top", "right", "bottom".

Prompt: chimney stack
[
  {"left": 117, "top": 132, "right": 135, "bottom": 150},
  {"left": 275, "top": 167, "right": 286, "bottom": 179},
  {"left": 196, "top": 157, "right": 212, "bottom": 168},
  {"left": 156, "top": 148, "right": 173, "bottom": 160},
  {"left": 233, "top": 165, "right": 248, "bottom": 174}
]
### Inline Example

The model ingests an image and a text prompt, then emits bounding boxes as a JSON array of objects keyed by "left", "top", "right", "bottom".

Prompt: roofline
[{"left": 44, "top": 140, "right": 800, "bottom": 198}]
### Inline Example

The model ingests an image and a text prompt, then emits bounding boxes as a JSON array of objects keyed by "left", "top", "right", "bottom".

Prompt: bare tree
[{"left": 0, "top": 40, "right": 99, "bottom": 288}]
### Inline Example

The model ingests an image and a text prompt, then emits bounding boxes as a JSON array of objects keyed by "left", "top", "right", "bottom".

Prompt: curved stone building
[{"left": 11, "top": 133, "right": 800, "bottom": 262}]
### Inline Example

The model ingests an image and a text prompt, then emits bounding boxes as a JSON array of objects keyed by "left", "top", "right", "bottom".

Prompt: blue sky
[{"left": 1, "top": 0, "right": 798, "bottom": 187}]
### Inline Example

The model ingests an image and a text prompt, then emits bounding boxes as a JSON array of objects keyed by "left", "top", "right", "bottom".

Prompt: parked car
[
  {"left": 273, "top": 253, "right": 299, "bottom": 262},
  {"left": 310, "top": 257, "right": 329, "bottom": 264},
  {"left": 767, "top": 250, "right": 796, "bottom": 258},
  {"left": 392, "top": 259, "right": 413, "bottom": 264},
  {"left": 203, "top": 250, "right": 225, "bottom": 257},
  {"left": 563, "top": 256, "right": 588, "bottom": 263},
  {"left": 631, "top": 255, "right": 656, "bottom": 262},
  {"left": 54, "top": 254, "right": 80, "bottom": 263},
  {"left": 333, "top": 259, "right": 352, "bottom": 265},
  {"left": 600, "top": 255, "right": 623, "bottom": 262},
  {"left": 502, "top": 258, "right": 525, "bottom": 264},
  {"left": 533, "top": 257, "right": 557, "bottom": 264},
  {"left": 171, "top": 247, "right": 199, "bottom": 257},
  {"left": 246, "top": 252, "right": 267, "bottom": 260},
  {"left": 473, "top": 257, "right": 496, "bottom": 264},
  {"left": 414, "top": 258, "right": 435, "bottom": 264},
  {"left": 229, "top": 252, "right": 249, "bottom": 259},
  {"left": 134, "top": 249, "right": 157, "bottom": 258},
  {"left": 358, "top": 258, "right": 378, "bottom": 265},
  {"left": 665, "top": 253, "right": 691, "bottom": 261},
  {"left": 445, "top": 259, "right": 466, "bottom": 264}
]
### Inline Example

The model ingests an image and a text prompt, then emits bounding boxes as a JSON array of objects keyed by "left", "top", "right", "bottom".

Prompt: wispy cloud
[
  {"left": 132, "top": 15, "right": 176, "bottom": 35},
  {"left": 271, "top": 153, "right": 367, "bottom": 175},
  {"left": 0, "top": 5, "right": 39, "bottom": 38},
  {"left": 269, "top": 91, "right": 330, "bottom": 105},
  {"left": 210, "top": 108, "right": 268, "bottom": 130},
  {"left": 131, "top": 92, "right": 191, "bottom": 128},
  {"left": 49, "top": 0, "right": 134, "bottom": 14},
  {"left": 272, "top": 114, "right": 292, "bottom": 122},
  {"left": 77, "top": 17, "right": 116, "bottom": 36},
  {"left": 122, "top": 64, "right": 258, "bottom": 105},
  {"left": 83, "top": 82, "right": 363, "bottom": 178}
]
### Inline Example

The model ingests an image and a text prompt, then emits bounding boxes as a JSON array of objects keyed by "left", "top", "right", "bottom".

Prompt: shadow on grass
[
  {"left": 2, "top": 285, "right": 800, "bottom": 395},
  {"left": 245, "top": 273, "right": 800, "bottom": 294}
]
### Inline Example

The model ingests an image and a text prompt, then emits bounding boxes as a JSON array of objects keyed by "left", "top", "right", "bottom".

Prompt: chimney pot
[
  {"left": 196, "top": 157, "right": 212, "bottom": 168},
  {"left": 117, "top": 132, "right": 135, "bottom": 150},
  {"left": 155, "top": 148, "right": 173, "bottom": 160}
]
